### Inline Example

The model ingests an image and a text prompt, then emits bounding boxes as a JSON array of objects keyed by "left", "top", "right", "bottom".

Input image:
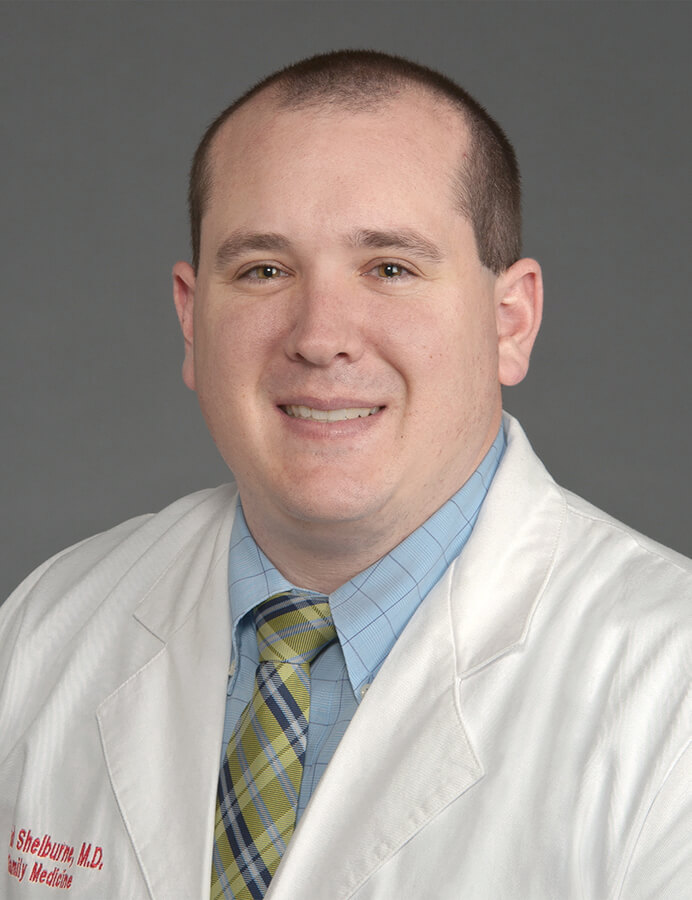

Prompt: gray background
[{"left": 2, "top": 0, "right": 690, "bottom": 601}]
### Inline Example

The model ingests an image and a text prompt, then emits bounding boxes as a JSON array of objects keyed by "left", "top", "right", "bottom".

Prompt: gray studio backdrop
[{"left": 2, "top": 1, "right": 690, "bottom": 601}]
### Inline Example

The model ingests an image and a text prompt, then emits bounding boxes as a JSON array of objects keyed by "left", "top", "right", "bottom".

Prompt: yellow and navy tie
[{"left": 211, "top": 592, "right": 336, "bottom": 899}]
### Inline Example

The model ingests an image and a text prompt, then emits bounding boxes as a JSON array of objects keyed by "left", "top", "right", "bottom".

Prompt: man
[{"left": 0, "top": 50, "right": 689, "bottom": 899}]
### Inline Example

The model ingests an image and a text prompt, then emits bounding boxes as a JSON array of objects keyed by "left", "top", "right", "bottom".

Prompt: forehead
[{"left": 204, "top": 87, "right": 470, "bottom": 224}]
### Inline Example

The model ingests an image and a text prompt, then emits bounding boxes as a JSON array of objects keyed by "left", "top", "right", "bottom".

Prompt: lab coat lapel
[
  {"left": 267, "top": 565, "right": 481, "bottom": 900},
  {"left": 97, "top": 498, "right": 235, "bottom": 900},
  {"left": 448, "top": 413, "right": 565, "bottom": 677}
]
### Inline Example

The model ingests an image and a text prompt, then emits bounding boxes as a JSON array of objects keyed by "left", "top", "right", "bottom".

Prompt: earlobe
[
  {"left": 495, "top": 258, "right": 543, "bottom": 387},
  {"left": 172, "top": 261, "right": 197, "bottom": 392}
]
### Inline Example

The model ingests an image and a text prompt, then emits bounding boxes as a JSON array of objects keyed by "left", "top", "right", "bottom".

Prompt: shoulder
[
  {"left": 492, "top": 415, "right": 691, "bottom": 688},
  {"left": 0, "top": 486, "right": 238, "bottom": 760},
  {"left": 546, "top": 488, "right": 692, "bottom": 704},
  {"left": 0, "top": 485, "right": 238, "bottom": 661},
  {"left": 556, "top": 487, "right": 692, "bottom": 611},
  {"left": 563, "top": 487, "right": 691, "bottom": 570},
  {"left": 500, "top": 414, "right": 692, "bottom": 594}
]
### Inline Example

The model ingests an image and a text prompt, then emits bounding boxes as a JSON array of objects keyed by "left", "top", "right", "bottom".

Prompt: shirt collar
[{"left": 228, "top": 425, "right": 506, "bottom": 696}]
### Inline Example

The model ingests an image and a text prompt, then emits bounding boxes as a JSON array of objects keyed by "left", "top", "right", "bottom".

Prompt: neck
[{"left": 242, "top": 501, "right": 434, "bottom": 594}]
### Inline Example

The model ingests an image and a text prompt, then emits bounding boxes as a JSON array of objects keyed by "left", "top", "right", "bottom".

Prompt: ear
[
  {"left": 494, "top": 258, "right": 543, "bottom": 387},
  {"left": 172, "top": 261, "right": 197, "bottom": 391}
]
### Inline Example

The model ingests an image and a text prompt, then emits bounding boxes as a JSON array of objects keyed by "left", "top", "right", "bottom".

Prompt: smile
[{"left": 282, "top": 405, "right": 381, "bottom": 422}]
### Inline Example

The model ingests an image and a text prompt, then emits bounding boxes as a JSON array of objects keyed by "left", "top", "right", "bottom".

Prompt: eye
[
  {"left": 379, "top": 263, "right": 404, "bottom": 278},
  {"left": 367, "top": 262, "right": 414, "bottom": 280},
  {"left": 240, "top": 264, "right": 289, "bottom": 281}
]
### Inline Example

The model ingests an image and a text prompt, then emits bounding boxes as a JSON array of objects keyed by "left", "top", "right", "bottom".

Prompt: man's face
[{"left": 175, "top": 89, "right": 528, "bottom": 551}]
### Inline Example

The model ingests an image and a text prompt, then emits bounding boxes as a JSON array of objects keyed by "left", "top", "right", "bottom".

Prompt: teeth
[{"left": 284, "top": 405, "right": 380, "bottom": 422}]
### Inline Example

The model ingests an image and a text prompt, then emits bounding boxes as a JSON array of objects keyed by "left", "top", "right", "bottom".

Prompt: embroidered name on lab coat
[{"left": 7, "top": 825, "right": 104, "bottom": 890}]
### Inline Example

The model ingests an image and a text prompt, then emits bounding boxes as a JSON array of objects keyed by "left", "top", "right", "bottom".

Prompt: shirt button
[
  {"left": 228, "top": 660, "right": 236, "bottom": 678},
  {"left": 360, "top": 683, "right": 370, "bottom": 700}
]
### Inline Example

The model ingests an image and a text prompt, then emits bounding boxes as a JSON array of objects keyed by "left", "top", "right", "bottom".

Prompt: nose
[{"left": 284, "top": 279, "right": 365, "bottom": 366}]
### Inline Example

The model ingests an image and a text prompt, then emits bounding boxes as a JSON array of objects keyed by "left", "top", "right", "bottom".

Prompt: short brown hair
[{"left": 188, "top": 50, "right": 521, "bottom": 274}]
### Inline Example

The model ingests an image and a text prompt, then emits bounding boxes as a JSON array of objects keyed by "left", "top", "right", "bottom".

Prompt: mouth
[{"left": 281, "top": 405, "right": 382, "bottom": 423}]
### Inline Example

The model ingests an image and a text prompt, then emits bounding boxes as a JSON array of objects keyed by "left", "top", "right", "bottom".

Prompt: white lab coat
[{"left": 1, "top": 415, "right": 690, "bottom": 899}]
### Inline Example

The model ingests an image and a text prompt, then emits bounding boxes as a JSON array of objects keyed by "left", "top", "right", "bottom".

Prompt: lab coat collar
[
  {"left": 450, "top": 412, "right": 566, "bottom": 677},
  {"left": 97, "top": 487, "right": 237, "bottom": 900}
]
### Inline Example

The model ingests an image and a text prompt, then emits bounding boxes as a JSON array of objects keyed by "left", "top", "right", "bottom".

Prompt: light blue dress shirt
[{"left": 222, "top": 426, "right": 505, "bottom": 818}]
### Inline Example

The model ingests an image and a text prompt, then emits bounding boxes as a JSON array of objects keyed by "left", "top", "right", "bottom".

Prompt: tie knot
[{"left": 254, "top": 592, "right": 336, "bottom": 665}]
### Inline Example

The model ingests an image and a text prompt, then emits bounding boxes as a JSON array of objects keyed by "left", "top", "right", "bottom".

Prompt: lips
[{"left": 281, "top": 405, "right": 381, "bottom": 422}]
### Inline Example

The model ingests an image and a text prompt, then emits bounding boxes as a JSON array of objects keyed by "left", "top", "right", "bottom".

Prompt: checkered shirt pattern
[{"left": 211, "top": 592, "right": 336, "bottom": 900}]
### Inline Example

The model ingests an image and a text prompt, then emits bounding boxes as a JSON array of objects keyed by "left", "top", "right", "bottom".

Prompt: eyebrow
[
  {"left": 347, "top": 229, "right": 444, "bottom": 263},
  {"left": 213, "top": 226, "right": 445, "bottom": 271},
  {"left": 214, "top": 231, "right": 291, "bottom": 271}
]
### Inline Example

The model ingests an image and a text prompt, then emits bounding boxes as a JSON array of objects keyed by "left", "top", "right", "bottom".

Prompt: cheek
[
  {"left": 195, "top": 304, "right": 273, "bottom": 384},
  {"left": 422, "top": 316, "right": 499, "bottom": 416},
  {"left": 193, "top": 305, "right": 289, "bottom": 448},
  {"left": 191, "top": 319, "right": 249, "bottom": 433}
]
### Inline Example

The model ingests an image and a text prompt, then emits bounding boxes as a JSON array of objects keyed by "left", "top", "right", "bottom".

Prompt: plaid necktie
[{"left": 211, "top": 592, "right": 336, "bottom": 899}]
